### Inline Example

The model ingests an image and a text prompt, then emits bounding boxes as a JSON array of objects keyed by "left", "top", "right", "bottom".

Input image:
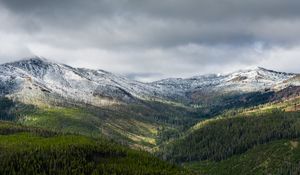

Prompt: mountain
[
  {"left": 0, "top": 57, "right": 200, "bottom": 150},
  {"left": 0, "top": 57, "right": 298, "bottom": 148},
  {"left": 0, "top": 57, "right": 162, "bottom": 106},
  {"left": 154, "top": 67, "right": 295, "bottom": 101},
  {"left": 0, "top": 57, "right": 296, "bottom": 106}
]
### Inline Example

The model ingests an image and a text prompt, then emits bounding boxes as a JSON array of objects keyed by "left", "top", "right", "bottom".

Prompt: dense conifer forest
[
  {"left": 0, "top": 121, "right": 191, "bottom": 175},
  {"left": 159, "top": 110, "right": 300, "bottom": 163}
]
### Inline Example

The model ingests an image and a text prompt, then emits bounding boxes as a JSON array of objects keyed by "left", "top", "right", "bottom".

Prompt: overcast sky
[{"left": 0, "top": 0, "right": 300, "bottom": 81}]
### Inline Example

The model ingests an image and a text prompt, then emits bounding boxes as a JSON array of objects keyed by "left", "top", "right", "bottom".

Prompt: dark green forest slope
[
  {"left": 186, "top": 139, "right": 300, "bottom": 175},
  {"left": 158, "top": 110, "right": 300, "bottom": 163},
  {"left": 0, "top": 121, "right": 190, "bottom": 175},
  {"left": 157, "top": 96, "right": 300, "bottom": 174}
]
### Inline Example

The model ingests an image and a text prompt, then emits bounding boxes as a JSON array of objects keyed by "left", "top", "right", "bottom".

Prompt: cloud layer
[{"left": 0, "top": 0, "right": 300, "bottom": 81}]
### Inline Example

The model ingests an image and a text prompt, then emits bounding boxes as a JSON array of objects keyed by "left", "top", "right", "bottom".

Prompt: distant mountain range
[{"left": 0, "top": 57, "right": 298, "bottom": 107}]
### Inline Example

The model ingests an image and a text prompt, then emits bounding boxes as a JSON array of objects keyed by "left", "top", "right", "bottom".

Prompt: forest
[
  {"left": 0, "top": 121, "right": 191, "bottom": 175},
  {"left": 158, "top": 109, "right": 300, "bottom": 162}
]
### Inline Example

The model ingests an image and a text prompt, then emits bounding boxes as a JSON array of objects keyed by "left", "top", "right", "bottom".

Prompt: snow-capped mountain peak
[
  {"left": 0, "top": 57, "right": 165, "bottom": 105},
  {"left": 225, "top": 66, "right": 294, "bottom": 84},
  {"left": 152, "top": 66, "right": 296, "bottom": 94}
]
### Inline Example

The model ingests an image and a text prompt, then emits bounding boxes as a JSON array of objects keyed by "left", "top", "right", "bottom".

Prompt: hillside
[
  {"left": 157, "top": 91, "right": 300, "bottom": 174},
  {"left": 0, "top": 96, "right": 201, "bottom": 150},
  {"left": 0, "top": 121, "right": 190, "bottom": 175},
  {"left": 158, "top": 110, "right": 300, "bottom": 162},
  {"left": 186, "top": 139, "right": 300, "bottom": 175}
]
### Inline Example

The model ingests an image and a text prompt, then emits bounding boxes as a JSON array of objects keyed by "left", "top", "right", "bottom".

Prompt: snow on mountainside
[
  {"left": 153, "top": 67, "right": 296, "bottom": 94},
  {"left": 0, "top": 57, "right": 297, "bottom": 106},
  {"left": 217, "top": 67, "right": 295, "bottom": 92},
  {"left": 0, "top": 57, "right": 164, "bottom": 106}
]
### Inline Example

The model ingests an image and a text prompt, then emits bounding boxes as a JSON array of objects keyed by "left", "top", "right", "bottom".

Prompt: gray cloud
[{"left": 0, "top": 0, "right": 300, "bottom": 81}]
